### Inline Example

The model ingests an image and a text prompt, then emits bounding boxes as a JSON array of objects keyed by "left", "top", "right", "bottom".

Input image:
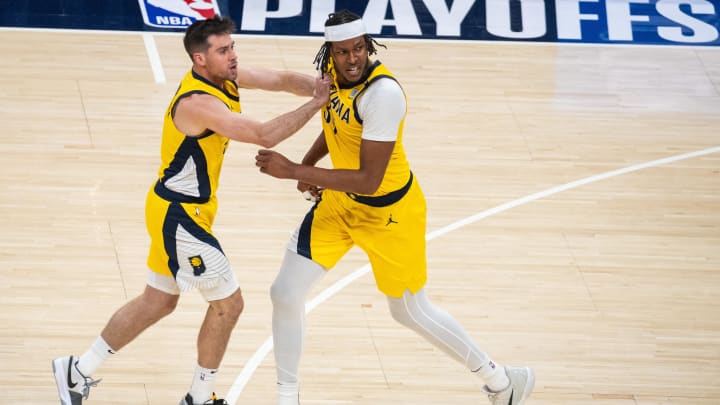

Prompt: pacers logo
[
  {"left": 188, "top": 255, "right": 206, "bottom": 276},
  {"left": 138, "top": 0, "right": 220, "bottom": 29}
]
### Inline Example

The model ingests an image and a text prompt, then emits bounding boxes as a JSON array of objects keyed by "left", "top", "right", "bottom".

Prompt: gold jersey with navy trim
[
  {"left": 145, "top": 69, "right": 240, "bottom": 291},
  {"left": 155, "top": 69, "right": 240, "bottom": 204},
  {"left": 321, "top": 60, "right": 411, "bottom": 195},
  {"left": 293, "top": 60, "right": 428, "bottom": 298}
]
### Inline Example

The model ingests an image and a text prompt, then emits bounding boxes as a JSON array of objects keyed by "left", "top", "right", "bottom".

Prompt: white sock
[
  {"left": 473, "top": 360, "right": 510, "bottom": 392},
  {"left": 189, "top": 365, "right": 217, "bottom": 404},
  {"left": 77, "top": 336, "right": 115, "bottom": 376}
]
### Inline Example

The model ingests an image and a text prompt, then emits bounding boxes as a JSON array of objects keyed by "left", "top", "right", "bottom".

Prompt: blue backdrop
[{"left": 1, "top": 0, "right": 718, "bottom": 46}]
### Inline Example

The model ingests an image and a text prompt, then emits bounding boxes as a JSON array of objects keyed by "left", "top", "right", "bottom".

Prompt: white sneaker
[
  {"left": 52, "top": 356, "right": 102, "bottom": 404},
  {"left": 483, "top": 366, "right": 535, "bottom": 405}
]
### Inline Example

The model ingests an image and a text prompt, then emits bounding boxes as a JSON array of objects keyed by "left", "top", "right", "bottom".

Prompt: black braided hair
[{"left": 313, "top": 10, "right": 387, "bottom": 76}]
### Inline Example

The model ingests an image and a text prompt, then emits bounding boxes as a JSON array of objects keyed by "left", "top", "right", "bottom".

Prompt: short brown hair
[{"left": 183, "top": 16, "right": 236, "bottom": 60}]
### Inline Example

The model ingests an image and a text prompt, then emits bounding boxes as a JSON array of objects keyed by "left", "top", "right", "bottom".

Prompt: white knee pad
[
  {"left": 387, "top": 288, "right": 432, "bottom": 330},
  {"left": 270, "top": 249, "right": 326, "bottom": 309}
]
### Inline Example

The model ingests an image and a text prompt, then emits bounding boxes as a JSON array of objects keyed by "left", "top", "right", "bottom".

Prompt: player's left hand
[{"left": 298, "top": 182, "right": 323, "bottom": 202}]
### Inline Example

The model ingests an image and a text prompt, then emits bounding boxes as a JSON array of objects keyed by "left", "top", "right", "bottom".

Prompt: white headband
[{"left": 324, "top": 19, "right": 367, "bottom": 42}]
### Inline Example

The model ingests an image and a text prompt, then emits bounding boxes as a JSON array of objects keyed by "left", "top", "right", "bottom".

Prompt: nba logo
[{"left": 138, "top": 0, "right": 220, "bottom": 29}]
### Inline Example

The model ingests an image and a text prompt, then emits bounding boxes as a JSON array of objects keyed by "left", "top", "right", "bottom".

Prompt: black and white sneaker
[
  {"left": 179, "top": 392, "right": 228, "bottom": 405},
  {"left": 52, "top": 355, "right": 101, "bottom": 405},
  {"left": 483, "top": 366, "right": 535, "bottom": 405}
]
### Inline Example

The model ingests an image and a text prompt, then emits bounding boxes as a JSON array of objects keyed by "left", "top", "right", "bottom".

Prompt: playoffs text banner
[{"left": 228, "top": 0, "right": 720, "bottom": 46}]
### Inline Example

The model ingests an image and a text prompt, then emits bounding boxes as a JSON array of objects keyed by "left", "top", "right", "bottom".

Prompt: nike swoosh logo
[
  {"left": 507, "top": 388, "right": 514, "bottom": 405},
  {"left": 67, "top": 357, "right": 78, "bottom": 389}
]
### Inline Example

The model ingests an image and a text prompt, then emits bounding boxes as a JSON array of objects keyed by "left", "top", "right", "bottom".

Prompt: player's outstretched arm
[
  {"left": 174, "top": 76, "right": 330, "bottom": 147},
  {"left": 236, "top": 67, "right": 317, "bottom": 97}
]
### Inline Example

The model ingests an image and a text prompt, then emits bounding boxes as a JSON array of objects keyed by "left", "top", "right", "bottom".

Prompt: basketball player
[
  {"left": 255, "top": 10, "right": 534, "bottom": 405},
  {"left": 52, "top": 16, "right": 330, "bottom": 405}
]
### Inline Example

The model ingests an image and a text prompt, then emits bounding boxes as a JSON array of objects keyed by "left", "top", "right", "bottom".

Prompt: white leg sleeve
[
  {"left": 387, "top": 289, "right": 496, "bottom": 374},
  {"left": 270, "top": 249, "right": 326, "bottom": 385}
]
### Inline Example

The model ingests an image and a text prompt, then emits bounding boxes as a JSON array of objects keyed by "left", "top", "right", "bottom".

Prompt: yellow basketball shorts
[
  {"left": 145, "top": 189, "right": 233, "bottom": 292},
  {"left": 291, "top": 174, "right": 428, "bottom": 298}
]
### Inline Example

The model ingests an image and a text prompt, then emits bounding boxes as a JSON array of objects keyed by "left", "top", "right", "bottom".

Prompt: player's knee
[
  {"left": 159, "top": 297, "right": 179, "bottom": 317},
  {"left": 226, "top": 289, "right": 245, "bottom": 319},
  {"left": 230, "top": 290, "right": 245, "bottom": 318},
  {"left": 143, "top": 288, "right": 179, "bottom": 317},
  {"left": 387, "top": 299, "right": 417, "bottom": 329},
  {"left": 210, "top": 289, "right": 244, "bottom": 319},
  {"left": 270, "top": 279, "right": 304, "bottom": 310}
]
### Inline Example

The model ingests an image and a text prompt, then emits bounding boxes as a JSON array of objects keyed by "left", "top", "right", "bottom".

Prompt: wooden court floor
[{"left": 0, "top": 28, "right": 719, "bottom": 404}]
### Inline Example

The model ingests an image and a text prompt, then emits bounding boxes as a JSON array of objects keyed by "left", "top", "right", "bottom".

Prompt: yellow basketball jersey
[
  {"left": 322, "top": 60, "right": 410, "bottom": 195},
  {"left": 153, "top": 69, "right": 241, "bottom": 208}
]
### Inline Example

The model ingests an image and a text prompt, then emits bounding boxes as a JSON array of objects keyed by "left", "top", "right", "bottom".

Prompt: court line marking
[
  {"left": 142, "top": 32, "right": 166, "bottom": 84},
  {"left": 226, "top": 145, "right": 720, "bottom": 403}
]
